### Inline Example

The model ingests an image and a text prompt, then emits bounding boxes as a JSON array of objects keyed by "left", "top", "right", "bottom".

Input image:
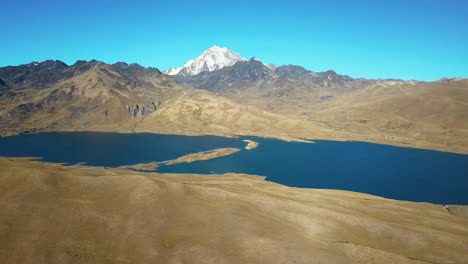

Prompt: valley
[{"left": 3, "top": 1, "right": 468, "bottom": 262}]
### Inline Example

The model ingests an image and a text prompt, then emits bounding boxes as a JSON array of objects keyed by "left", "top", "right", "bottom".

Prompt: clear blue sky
[{"left": 1, "top": 0, "right": 467, "bottom": 81}]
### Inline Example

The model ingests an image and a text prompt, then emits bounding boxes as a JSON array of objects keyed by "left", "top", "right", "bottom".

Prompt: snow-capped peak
[{"left": 164, "top": 46, "right": 247, "bottom": 76}]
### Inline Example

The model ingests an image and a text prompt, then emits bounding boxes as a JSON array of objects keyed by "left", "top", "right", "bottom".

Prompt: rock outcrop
[{"left": 126, "top": 101, "right": 160, "bottom": 118}]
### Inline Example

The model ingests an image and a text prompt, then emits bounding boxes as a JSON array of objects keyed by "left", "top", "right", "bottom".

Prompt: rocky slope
[
  {"left": 0, "top": 157, "right": 467, "bottom": 264},
  {"left": 0, "top": 60, "right": 189, "bottom": 136},
  {"left": 173, "top": 58, "right": 380, "bottom": 96},
  {"left": 0, "top": 79, "right": 9, "bottom": 90}
]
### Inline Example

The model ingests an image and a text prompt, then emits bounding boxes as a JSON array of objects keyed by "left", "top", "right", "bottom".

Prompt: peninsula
[{"left": 161, "top": 148, "right": 240, "bottom": 165}]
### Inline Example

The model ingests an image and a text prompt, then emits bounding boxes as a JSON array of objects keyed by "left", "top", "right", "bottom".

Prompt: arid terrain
[
  {"left": 1, "top": 51, "right": 467, "bottom": 263},
  {"left": 0, "top": 157, "right": 467, "bottom": 264}
]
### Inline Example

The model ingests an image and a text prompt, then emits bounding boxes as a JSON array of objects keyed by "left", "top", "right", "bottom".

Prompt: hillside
[
  {"left": 0, "top": 60, "right": 189, "bottom": 136},
  {"left": 0, "top": 157, "right": 467, "bottom": 264}
]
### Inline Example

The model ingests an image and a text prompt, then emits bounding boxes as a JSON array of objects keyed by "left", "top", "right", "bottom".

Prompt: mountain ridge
[
  {"left": 164, "top": 46, "right": 247, "bottom": 76},
  {"left": 0, "top": 55, "right": 467, "bottom": 154}
]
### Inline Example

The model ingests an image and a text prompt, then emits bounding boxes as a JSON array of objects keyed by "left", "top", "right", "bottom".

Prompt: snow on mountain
[{"left": 164, "top": 46, "right": 247, "bottom": 76}]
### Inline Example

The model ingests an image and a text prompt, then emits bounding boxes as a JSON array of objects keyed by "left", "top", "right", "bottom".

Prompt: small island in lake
[{"left": 243, "top": 140, "right": 259, "bottom": 150}]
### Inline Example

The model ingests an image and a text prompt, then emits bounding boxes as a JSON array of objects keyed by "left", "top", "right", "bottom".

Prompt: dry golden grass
[{"left": 0, "top": 157, "right": 467, "bottom": 264}]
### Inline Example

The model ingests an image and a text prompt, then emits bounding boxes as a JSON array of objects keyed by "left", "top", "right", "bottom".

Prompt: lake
[{"left": 0, "top": 132, "right": 467, "bottom": 205}]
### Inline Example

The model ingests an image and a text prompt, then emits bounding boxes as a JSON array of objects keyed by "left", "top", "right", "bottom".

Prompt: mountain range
[{"left": 1, "top": 46, "right": 467, "bottom": 153}]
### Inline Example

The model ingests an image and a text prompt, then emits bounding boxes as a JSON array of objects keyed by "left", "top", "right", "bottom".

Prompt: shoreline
[
  {"left": 1, "top": 128, "right": 466, "bottom": 154},
  {"left": 2, "top": 156, "right": 467, "bottom": 206}
]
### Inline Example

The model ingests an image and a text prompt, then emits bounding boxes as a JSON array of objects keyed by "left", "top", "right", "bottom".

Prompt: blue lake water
[{"left": 0, "top": 132, "right": 467, "bottom": 205}]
